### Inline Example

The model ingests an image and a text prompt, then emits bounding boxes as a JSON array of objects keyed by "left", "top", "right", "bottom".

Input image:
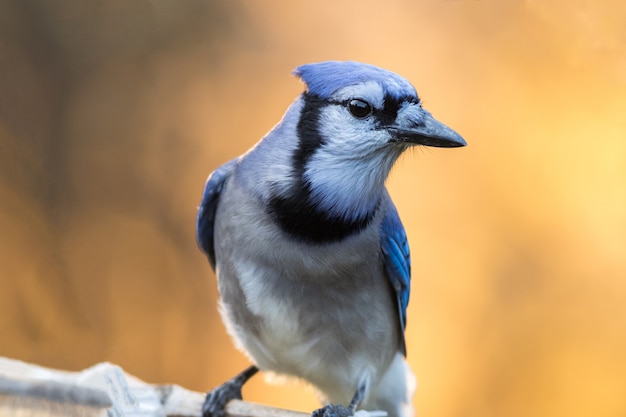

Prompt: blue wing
[
  {"left": 196, "top": 157, "right": 238, "bottom": 270},
  {"left": 380, "top": 203, "right": 411, "bottom": 356}
]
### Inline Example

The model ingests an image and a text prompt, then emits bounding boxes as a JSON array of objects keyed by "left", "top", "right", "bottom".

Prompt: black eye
[{"left": 347, "top": 99, "right": 372, "bottom": 119}]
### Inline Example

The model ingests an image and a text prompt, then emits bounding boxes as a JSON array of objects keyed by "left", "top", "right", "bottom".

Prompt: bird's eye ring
[{"left": 347, "top": 99, "right": 372, "bottom": 119}]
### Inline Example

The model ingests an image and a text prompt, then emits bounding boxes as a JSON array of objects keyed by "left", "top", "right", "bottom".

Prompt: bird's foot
[
  {"left": 311, "top": 404, "right": 353, "bottom": 417},
  {"left": 202, "top": 366, "right": 258, "bottom": 417},
  {"left": 201, "top": 379, "right": 243, "bottom": 417}
]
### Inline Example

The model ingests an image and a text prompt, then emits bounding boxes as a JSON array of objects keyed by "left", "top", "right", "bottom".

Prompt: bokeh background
[{"left": 1, "top": 1, "right": 625, "bottom": 416}]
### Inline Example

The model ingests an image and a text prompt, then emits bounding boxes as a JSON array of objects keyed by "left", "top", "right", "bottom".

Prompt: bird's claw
[
  {"left": 311, "top": 404, "right": 353, "bottom": 417},
  {"left": 201, "top": 379, "right": 243, "bottom": 417}
]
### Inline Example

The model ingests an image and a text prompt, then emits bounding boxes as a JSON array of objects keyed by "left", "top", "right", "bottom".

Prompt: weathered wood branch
[{"left": 0, "top": 357, "right": 308, "bottom": 417}]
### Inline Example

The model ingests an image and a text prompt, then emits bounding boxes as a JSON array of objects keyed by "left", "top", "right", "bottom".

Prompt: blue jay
[{"left": 197, "top": 61, "right": 465, "bottom": 417}]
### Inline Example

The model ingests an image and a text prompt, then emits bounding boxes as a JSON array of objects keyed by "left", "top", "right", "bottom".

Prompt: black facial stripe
[
  {"left": 292, "top": 93, "right": 327, "bottom": 176},
  {"left": 267, "top": 92, "right": 377, "bottom": 243},
  {"left": 376, "top": 93, "right": 420, "bottom": 126},
  {"left": 328, "top": 93, "right": 420, "bottom": 127}
]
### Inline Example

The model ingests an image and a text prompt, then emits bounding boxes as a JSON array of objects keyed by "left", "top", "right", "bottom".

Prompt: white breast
[{"left": 214, "top": 176, "right": 399, "bottom": 406}]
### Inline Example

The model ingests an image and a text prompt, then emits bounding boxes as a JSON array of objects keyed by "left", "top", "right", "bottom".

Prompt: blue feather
[
  {"left": 293, "top": 61, "right": 417, "bottom": 101},
  {"left": 380, "top": 203, "right": 411, "bottom": 356},
  {"left": 196, "top": 157, "right": 238, "bottom": 270}
]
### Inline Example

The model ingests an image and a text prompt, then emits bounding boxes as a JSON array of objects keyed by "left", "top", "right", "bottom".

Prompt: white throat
[{"left": 304, "top": 145, "right": 401, "bottom": 221}]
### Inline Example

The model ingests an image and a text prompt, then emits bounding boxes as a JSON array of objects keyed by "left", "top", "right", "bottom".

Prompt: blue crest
[{"left": 293, "top": 61, "right": 417, "bottom": 100}]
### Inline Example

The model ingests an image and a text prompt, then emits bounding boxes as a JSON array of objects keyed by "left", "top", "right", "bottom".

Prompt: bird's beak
[{"left": 389, "top": 114, "right": 466, "bottom": 148}]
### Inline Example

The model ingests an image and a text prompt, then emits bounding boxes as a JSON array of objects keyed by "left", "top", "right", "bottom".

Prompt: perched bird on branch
[{"left": 197, "top": 61, "right": 466, "bottom": 417}]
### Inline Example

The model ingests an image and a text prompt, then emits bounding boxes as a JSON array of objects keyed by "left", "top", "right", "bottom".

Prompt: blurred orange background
[{"left": 1, "top": 1, "right": 625, "bottom": 416}]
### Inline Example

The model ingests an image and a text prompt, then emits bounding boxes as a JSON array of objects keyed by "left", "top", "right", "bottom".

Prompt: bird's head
[
  {"left": 281, "top": 61, "right": 466, "bottom": 221},
  {"left": 294, "top": 61, "right": 465, "bottom": 156}
]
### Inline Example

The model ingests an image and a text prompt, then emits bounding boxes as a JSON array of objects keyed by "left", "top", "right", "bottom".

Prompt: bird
[{"left": 196, "top": 60, "right": 466, "bottom": 417}]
